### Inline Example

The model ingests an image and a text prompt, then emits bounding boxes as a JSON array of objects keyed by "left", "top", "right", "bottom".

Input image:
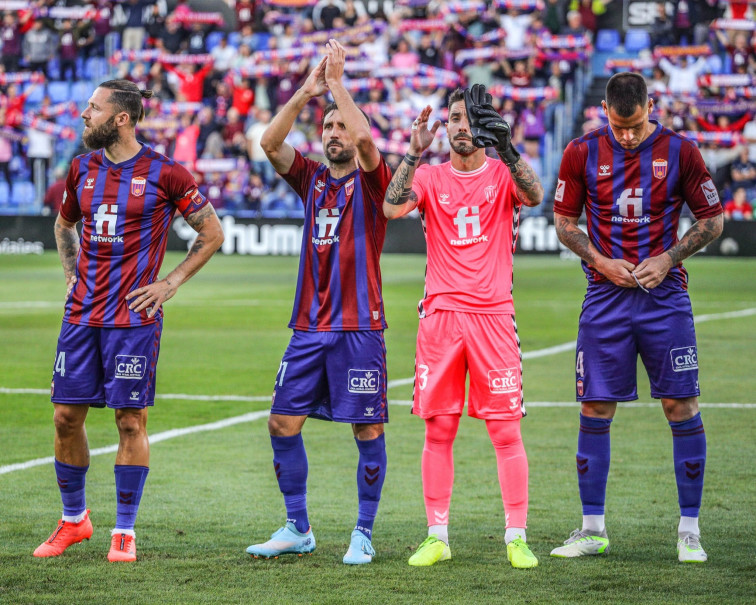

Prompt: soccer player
[
  {"left": 33, "top": 80, "right": 224, "bottom": 562},
  {"left": 245, "top": 40, "right": 393, "bottom": 565},
  {"left": 383, "top": 85, "right": 544, "bottom": 569},
  {"left": 550, "top": 72, "right": 723, "bottom": 563}
]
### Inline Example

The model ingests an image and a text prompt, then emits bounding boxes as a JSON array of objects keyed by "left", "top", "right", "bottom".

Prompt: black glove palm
[{"left": 464, "top": 84, "right": 521, "bottom": 167}]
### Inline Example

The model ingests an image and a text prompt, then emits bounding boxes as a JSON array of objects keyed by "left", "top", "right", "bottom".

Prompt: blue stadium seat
[
  {"left": 624, "top": 29, "right": 651, "bottom": 52},
  {"left": 596, "top": 29, "right": 621, "bottom": 52},
  {"left": 0, "top": 182, "right": 9, "bottom": 206},
  {"left": 48, "top": 81, "right": 71, "bottom": 104},
  {"left": 10, "top": 181, "right": 35, "bottom": 205},
  {"left": 71, "top": 81, "right": 91, "bottom": 104},
  {"left": 85, "top": 57, "right": 108, "bottom": 81},
  {"left": 206, "top": 31, "right": 224, "bottom": 51},
  {"left": 227, "top": 31, "right": 241, "bottom": 48},
  {"left": 23, "top": 83, "right": 45, "bottom": 104}
]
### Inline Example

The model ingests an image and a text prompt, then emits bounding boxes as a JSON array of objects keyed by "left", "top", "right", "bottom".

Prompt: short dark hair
[
  {"left": 448, "top": 88, "right": 465, "bottom": 109},
  {"left": 321, "top": 102, "right": 370, "bottom": 127},
  {"left": 605, "top": 72, "right": 648, "bottom": 118},
  {"left": 98, "top": 79, "right": 154, "bottom": 125}
]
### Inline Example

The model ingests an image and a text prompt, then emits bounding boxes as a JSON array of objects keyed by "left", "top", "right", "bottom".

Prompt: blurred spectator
[
  {"left": 246, "top": 109, "right": 275, "bottom": 186},
  {"left": 3, "top": 82, "right": 37, "bottom": 129},
  {"left": 222, "top": 107, "right": 245, "bottom": 148},
  {"left": 658, "top": 55, "right": 708, "bottom": 94},
  {"left": 563, "top": 10, "right": 587, "bottom": 37},
  {"left": 162, "top": 60, "right": 214, "bottom": 102},
  {"left": 500, "top": 9, "right": 533, "bottom": 50},
  {"left": 647, "top": 66, "right": 669, "bottom": 96},
  {"left": 173, "top": 113, "right": 199, "bottom": 166},
  {"left": 391, "top": 38, "right": 420, "bottom": 69},
  {"left": 186, "top": 22, "right": 208, "bottom": 55},
  {"left": 23, "top": 21, "right": 56, "bottom": 79},
  {"left": 544, "top": 0, "right": 567, "bottom": 34},
  {"left": 417, "top": 32, "right": 441, "bottom": 68},
  {"left": 235, "top": 0, "right": 256, "bottom": 31},
  {"left": 315, "top": 0, "right": 343, "bottom": 30},
  {"left": 43, "top": 165, "right": 68, "bottom": 215},
  {"left": 160, "top": 18, "right": 185, "bottom": 54},
  {"left": 342, "top": 0, "right": 366, "bottom": 26},
  {"left": 1, "top": 13, "right": 23, "bottom": 73},
  {"left": 58, "top": 20, "right": 79, "bottom": 80},
  {"left": 464, "top": 54, "right": 496, "bottom": 89},
  {"left": 0, "top": 110, "right": 12, "bottom": 188},
  {"left": 650, "top": 2, "right": 675, "bottom": 47},
  {"left": 145, "top": 4, "right": 166, "bottom": 49},
  {"left": 122, "top": 0, "right": 150, "bottom": 51},
  {"left": 723, "top": 187, "right": 753, "bottom": 220},
  {"left": 26, "top": 118, "right": 55, "bottom": 205},
  {"left": 730, "top": 146, "right": 756, "bottom": 195},
  {"left": 231, "top": 78, "right": 255, "bottom": 119},
  {"left": 211, "top": 36, "right": 237, "bottom": 72},
  {"left": 743, "top": 114, "right": 756, "bottom": 164}
]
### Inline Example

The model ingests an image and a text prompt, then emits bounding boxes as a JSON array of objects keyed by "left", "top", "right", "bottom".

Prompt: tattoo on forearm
[
  {"left": 385, "top": 162, "right": 417, "bottom": 206},
  {"left": 185, "top": 205, "right": 211, "bottom": 231},
  {"left": 511, "top": 160, "right": 543, "bottom": 207},
  {"left": 54, "top": 222, "right": 79, "bottom": 278},
  {"left": 666, "top": 216, "right": 723, "bottom": 266},
  {"left": 555, "top": 216, "right": 596, "bottom": 265}
]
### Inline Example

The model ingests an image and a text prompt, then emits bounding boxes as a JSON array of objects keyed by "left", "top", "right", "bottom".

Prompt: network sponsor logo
[
  {"left": 348, "top": 369, "right": 379, "bottom": 394},
  {"left": 450, "top": 234, "right": 489, "bottom": 246},
  {"left": 670, "top": 346, "right": 698, "bottom": 372},
  {"left": 610, "top": 215, "right": 650, "bottom": 224},
  {"left": 115, "top": 355, "right": 146, "bottom": 379},
  {"left": 90, "top": 234, "right": 124, "bottom": 243}
]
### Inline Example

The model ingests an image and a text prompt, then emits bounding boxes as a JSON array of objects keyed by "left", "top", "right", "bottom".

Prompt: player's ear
[{"left": 601, "top": 100, "right": 608, "bottom": 116}]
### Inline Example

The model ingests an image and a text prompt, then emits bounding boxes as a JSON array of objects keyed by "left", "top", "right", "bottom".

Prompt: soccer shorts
[
  {"left": 575, "top": 281, "right": 700, "bottom": 401},
  {"left": 51, "top": 318, "right": 163, "bottom": 409},
  {"left": 413, "top": 310, "right": 524, "bottom": 420},
  {"left": 271, "top": 330, "right": 388, "bottom": 424}
]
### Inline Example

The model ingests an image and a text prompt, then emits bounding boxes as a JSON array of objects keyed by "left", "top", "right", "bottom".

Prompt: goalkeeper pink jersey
[{"left": 413, "top": 156, "right": 521, "bottom": 317}]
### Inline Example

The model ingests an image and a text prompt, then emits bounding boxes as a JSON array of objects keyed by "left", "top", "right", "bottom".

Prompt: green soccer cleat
[
  {"left": 550, "top": 528, "right": 610, "bottom": 558},
  {"left": 408, "top": 535, "right": 451, "bottom": 567},
  {"left": 677, "top": 533, "right": 707, "bottom": 563},
  {"left": 506, "top": 538, "right": 538, "bottom": 569}
]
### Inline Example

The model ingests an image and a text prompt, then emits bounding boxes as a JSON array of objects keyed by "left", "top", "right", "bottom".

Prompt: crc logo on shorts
[
  {"left": 670, "top": 346, "right": 698, "bottom": 372},
  {"left": 348, "top": 369, "right": 380, "bottom": 394},
  {"left": 488, "top": 368, "right": 519, "bottom": 394},
  {"left": 115, "top": 355, "right": 147, "bottom": 379}
]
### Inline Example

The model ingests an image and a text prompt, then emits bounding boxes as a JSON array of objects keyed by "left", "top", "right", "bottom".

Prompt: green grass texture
[{"left": 1, "top": 252, "right": 754, "bottom": 604}]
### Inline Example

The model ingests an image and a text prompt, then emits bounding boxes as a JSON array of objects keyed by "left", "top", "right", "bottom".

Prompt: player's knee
[
  {"left": 662, "top": 397, "right": 699, "bottom": 422},
  {"left": 53, "top": 407, "right": 85, "bottom": 436},
  {"left": 425, "top": 414, "right": 460, "bottom": 445},
  {"left": 114, "top": 409, "right": 147, "bottom": 438},
  {"left": 485, "top": 419, "right": 522, "bottom": 449}
]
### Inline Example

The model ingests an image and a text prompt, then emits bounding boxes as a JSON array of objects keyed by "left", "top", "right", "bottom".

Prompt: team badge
[
  {"left": 345, "top": 178, "right": 354, "bottom": 198},
  {"left": 131, "top": 177, "right": 146, "bottom": 197},
  {"left": 652, "top": 159, "right": 667, "bottom": 180},
  {"left": 577, "top": 379, "right": 584, "bottom": 397},
  {"left": 484, "top": 185, "right": 497, "bottom": 204}
]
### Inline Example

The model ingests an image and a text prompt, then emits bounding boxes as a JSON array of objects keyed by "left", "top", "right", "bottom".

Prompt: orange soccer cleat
[
  {"left": 108, "top": 532, "right": 137, "bottom": 562},
  {"left": 33, "top": 510, "right": 93, "bottom": 557}
]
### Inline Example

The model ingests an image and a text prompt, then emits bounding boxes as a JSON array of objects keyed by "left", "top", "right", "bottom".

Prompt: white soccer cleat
[
  {"left": 550, "top": 528, "right": 610, "bottom": 558},
  {"left": 677, "top": 533, "right": 707, "bottom": 563}
]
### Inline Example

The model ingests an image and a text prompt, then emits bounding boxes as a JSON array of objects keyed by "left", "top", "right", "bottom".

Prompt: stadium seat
[
  {"left": 206, "top": 31, "right": 224, "bottom": 51},
  {"left": 48, "top": 81, "right": 71, "bottom": 104},
  {"left": 0, "top": 182, "right": 9, "bottom": 206},
  {"left": 227, "top": 31, "right": 242, "bottom": 48},
  {"left": 595, "top": 29, "right": 621, "bottom": 52},
  {"left": 71, "top": 81, "right": 91, "bottom": 104},
  {"left": 23, "top": 83, "right": 45, "bottom": 104},
  {"left": 84, "top": 57, "right": 107, "bottom": 81},
  {"left": 624, "top": 29, "right": 651, "bottom": 52},
  {"left": 11, "top": 181, "right": 35, "bottom": 205}
]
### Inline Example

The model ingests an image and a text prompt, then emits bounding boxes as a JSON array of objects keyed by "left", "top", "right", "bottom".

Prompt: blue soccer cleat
[
  {"left": 246, "top": 522, "right": 316, "bottom": 559},
  {"left": 343, "top": 530, "right": 375, "bottom": 565}
]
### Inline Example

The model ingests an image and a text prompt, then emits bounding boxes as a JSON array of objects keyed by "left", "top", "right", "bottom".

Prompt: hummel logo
[
  {"left": 438, "top": 193, "right": 450, "bottom": 204},
  {"left": 118, "top": 490, "right": 134, "bottom": 505},
  {"left": 84, "top": 177, "right": 95, "bottom": 189},
  {"left": 576, "top": 455, "right": 589, "bottom": 475},
  {"left": 315, "top": 179, "right": 325, "bottom": 192},
  {"left": 364, "top": 465, "right": 380, "bottom": 486},
  {"left": 130, "top": 391, "right": 139, "bottom": 401},
  {"left": 599, "top": 164, "right": 611, "bottom": 177}
]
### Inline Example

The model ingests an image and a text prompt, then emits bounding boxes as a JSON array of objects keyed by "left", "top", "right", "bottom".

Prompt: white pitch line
[
  {"left": 0, "top": 411, "right": 270, "bottom": 476},
  {"left": 1, "top": 306, "right": 753, "bottom": 476}
]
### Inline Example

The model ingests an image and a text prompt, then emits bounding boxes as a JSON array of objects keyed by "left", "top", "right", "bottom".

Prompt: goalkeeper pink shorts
[{"left": 412, "top": 310, "right": 525, "bottom": 420}]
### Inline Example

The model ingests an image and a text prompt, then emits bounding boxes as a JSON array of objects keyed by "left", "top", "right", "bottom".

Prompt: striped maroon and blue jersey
[
  {"left": 281, "top": 150, "right": 392, "bottom": 331},
  {"left": 554, "top": 121, "right": 723, "bottom": 289},
  {"left": 59, "top": 145, "right": 207, "bottom": 327}
]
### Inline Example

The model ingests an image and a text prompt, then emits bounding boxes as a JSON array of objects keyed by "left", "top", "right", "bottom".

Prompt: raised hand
[{"left": 409, "top": 105, "right": 442, "bottom": 156}]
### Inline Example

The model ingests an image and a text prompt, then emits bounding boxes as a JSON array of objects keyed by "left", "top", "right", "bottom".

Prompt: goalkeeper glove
[{"left": 464, "top": 83, "right": 521, "bottom": 168}]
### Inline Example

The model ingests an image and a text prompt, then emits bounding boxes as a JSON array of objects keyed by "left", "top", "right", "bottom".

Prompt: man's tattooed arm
[
  {"left": 665, "top": 215, "right": 724, "bottom": 266},
  {"left": 509, "top": 158, "right": 543, "bottom": 207},
  {"left": 384, "top": 154, "right": 420, "bottom": 218}
]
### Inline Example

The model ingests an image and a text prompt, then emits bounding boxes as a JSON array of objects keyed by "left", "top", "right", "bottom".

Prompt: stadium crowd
[{"left": 0, "top": 0, "right": 754, "bottom": 220}]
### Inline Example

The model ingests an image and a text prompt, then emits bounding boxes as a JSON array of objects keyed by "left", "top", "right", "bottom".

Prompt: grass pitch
[{"left": 0, "top": 252, "right": 754, "bottom": 604}]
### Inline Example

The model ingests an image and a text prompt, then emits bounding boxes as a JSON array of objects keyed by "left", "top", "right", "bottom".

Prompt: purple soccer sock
[
  {"left": 577, "top": 414, "right": 612, "bottom": 516},
  {"left": 114, "top": 465, "right": 149, "bottom": 530},
  {"left": 55, "top": 459, "right": 88, "bottom": 517},
  {"left": 669, "top": 412, "right": 706, "bottom": 517},
  {"left": 354, "top": 433, "right": 387, "bottom": 539},
  {"left": 271, "top": 433, "right": 310, "bottom": 534}
]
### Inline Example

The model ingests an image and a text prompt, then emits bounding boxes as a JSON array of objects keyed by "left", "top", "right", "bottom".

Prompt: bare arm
[
  {"left": 323, "top": 39, "right": 381, "bottom": 172},
  {"left": 633, "top": 214, "right": 723, "bottom": 289},
  {"left": 125, "top": 204, "right": 224, "bottom": 317},
  {"left": 54, "top": 213, "right": 80, "bottom": 299},
  {"left": 509, "top": 158, "right": 544, "bottom": 207},
  {"left": 554, "top": 211, "right": 637, "bottom": 288},
  {"left": 260, "top": 56, "right": 328, "bottom": 174},
  {"left": 383, "top": 105, "right": 441, "bottom": 219}
]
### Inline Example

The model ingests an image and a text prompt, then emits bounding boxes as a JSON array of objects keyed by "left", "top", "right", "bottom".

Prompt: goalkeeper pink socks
[
  {"left": 421, "top": 414, "right": 460, "bottom": 528},
  {"left": 486, "top": 419, "right": 529, "bottom": 529}
]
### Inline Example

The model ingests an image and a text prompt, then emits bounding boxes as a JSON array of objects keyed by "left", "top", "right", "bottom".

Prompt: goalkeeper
[{"left": 383, "top": 84, "right": 543, "bottom": 569}]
